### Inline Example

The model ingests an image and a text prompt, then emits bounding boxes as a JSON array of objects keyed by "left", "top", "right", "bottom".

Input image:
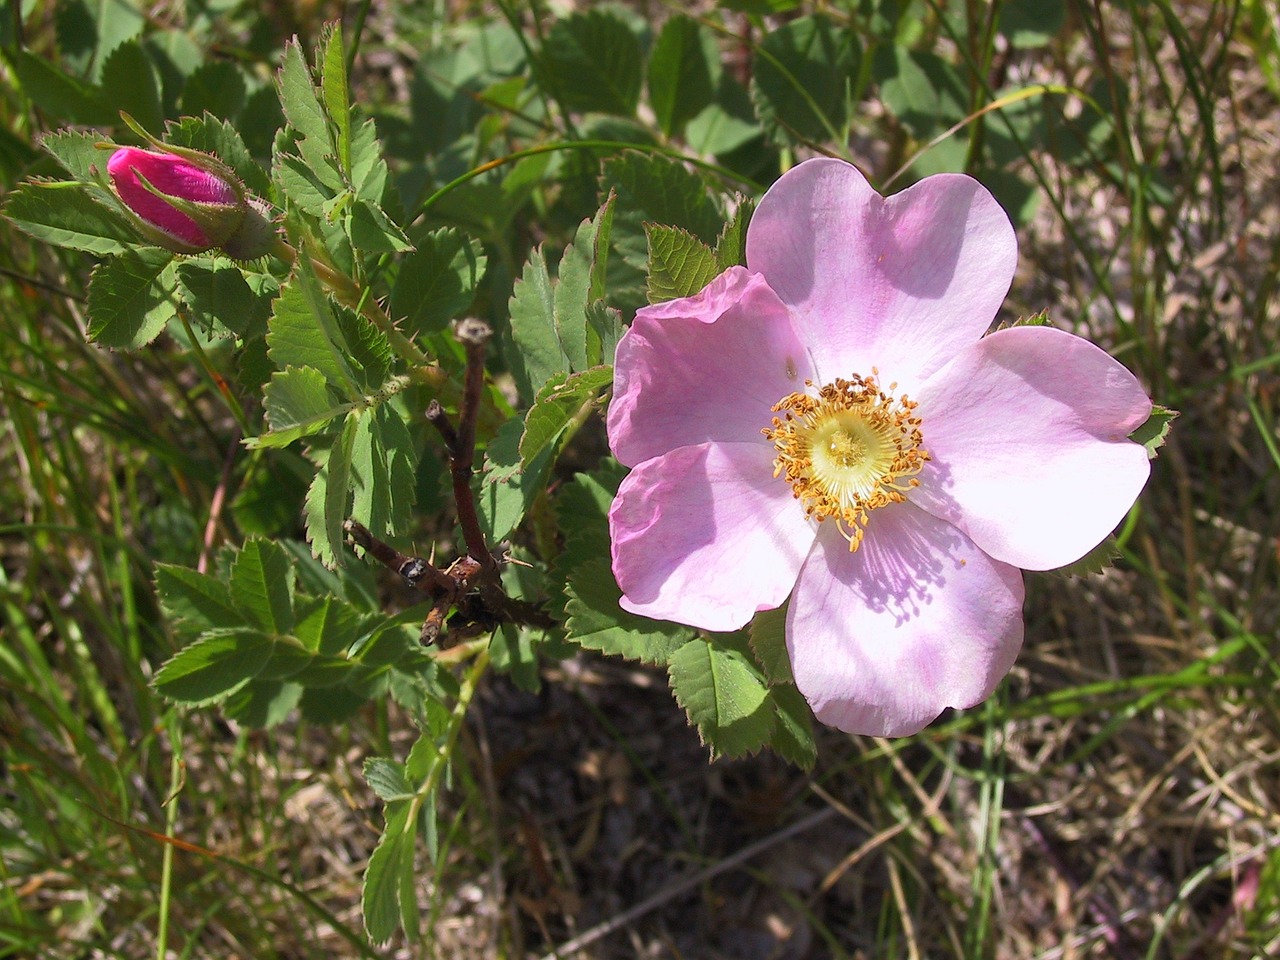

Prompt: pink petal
[
  {"left": 610, "top": 441, "right": 814, "bottom": 632},
  {"left": 608, "top": 266, "right": 814, "bottom": 467},
  {"left": 910, "top": 326, "right": 1152, "bottom": 570},
  {"left": 108, "top": 147, "right": 237, "bottom": 248},
  {"left": 745, "top": 157, "right": 1017, "bottom": 390},
  {"left": 787, "top": 504, "right": 1025, "bottom": 737}
]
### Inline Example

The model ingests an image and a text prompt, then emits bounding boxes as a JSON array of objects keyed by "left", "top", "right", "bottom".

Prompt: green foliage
[
  {"left": 644, "top": 224, "right": 720, "bottom": 303},
  {"left": 752, "top": 14, "right": 860, "bottom": 143},
  {"left": 648, "top": 15, "right": 721, "bottom": 138},
  {"left": 539, "top": 9, "right": 644, "bottom": 116}
]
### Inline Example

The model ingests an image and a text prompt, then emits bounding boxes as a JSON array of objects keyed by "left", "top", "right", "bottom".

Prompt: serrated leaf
[
  {"left": 477, "top": 418, "right": 554, "bottom": 544},
  {"left": 1050, "top": 535, "right": 1122, "bottom": 579},
  {"left": 275, "top": 153, "right": 334, "bottom": 215},
  {"left": 267, "top": 265, "right": 360, "bottom": 397},
  {"left": 175, "top": 260, "right": 274, "bottom": 339},
  {"left": 389, "top": 234, "right": 485, "bottom": 338},
  {"left": 261, "top": 365, "right": 348, "bottom": 442},
  {"left": 507, "top": 247, "right": 568, "bottom": 403},
  {"left": 152, "top": 628, "right": 275, "bottom": 704},
  {"left": 552, "top": 460, "right": 628, "bottom": 579},
  {"left": 520, "top": 367, "right": 613, "bottom": 466},
  {"left": 363, "top": 758, "right": 412, "bottom": 802},
  {"left": 9, "top": 49, "right": 114, "bottom": 125},
  {"left": 99, "top": 40, "right": 162, "bottom": 133},
  {"left": 564, "top": 558, "right": 693, "bottom": 665},
  {"left": 319, "top": 22, "right": 351, "bottom": 172},
  {"left": 224, "top": 679, "right": 302, "bottom": 728},
  {"left": 1129, "top": 404, "right": 1177, "bottom": 459},
  {"left": 87, "top": 247, "right": 178, "bottom": 349},
  {"left": 4, "top": 181, "right": 136, "bottom": 255},
  {"left": 304, "top": 410, "right": 358, "bottom": 568},
  {"left": 36, "top": 129, "right": 109, "bottom": 182},
  {"left": 350, "top": 404, "right": 417, "bottom": 541},
  {"left": 350, "top": 119, "right": 387, "bottom": 202},
  {"left": 875, "top": 45, "right": 968, "bottom": 141},
  {"left": 767, "top": 682, "right": 817, "bottom": 769},
  {"left": 540, "top": 10, "right": 643, "bottom": 116},
  {"left": 363, "top": 801, "right": 418, "bottom": 944},
  {"left": 556, "top": 194, "right": 615, "bottom": 372},
  {"left": 586, "top": 300, "right": 624, "bottom": 368},
  {"left": 715, "top": 197, "right": 755, "bottom": 269},
  {"left": 180, "top": 61, "right": 248, "bottom": 120},
  {"left": 645, "top": 223, "right": 720, "bottom": 303},
  {"left": 748, "top": 603, "right": 793, "bottom": 684},
  {"left": 155, "top": 563, "right": 243, "bottom": 637},
  {"left": 279, "top": 39, "right": 330, "bottom": 146},
  {"left": 230, "top": 538, "right": 295, "bottom": 634},
  {"left": 293, "top": 593, "right": 365, "bottom": 656},
  {"left": 752, "top": 15, "right": 859, "bottom": 143},
  {"left": 165, "top": 113, "right": 271, "bottom": 197},
  {"left": 349, "top": 199, "right": 412, "bottom": 253},
  {"left": 601, "top": 152, "right": 724, "bottom": 276},
  {"left": 668, "top": 634, "right": 775, "bottom": 760},
  {"left": 648, "top": 15, "right": 721, "bottom": 138}
]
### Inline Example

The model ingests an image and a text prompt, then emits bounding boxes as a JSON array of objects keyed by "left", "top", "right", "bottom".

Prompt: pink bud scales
[{"left": 107, "top": 147, "right": 243, "bottom": 252}]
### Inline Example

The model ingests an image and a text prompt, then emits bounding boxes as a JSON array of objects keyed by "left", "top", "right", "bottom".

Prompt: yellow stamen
[{"left": 762, "top": 371, "right": 929, "bottom": 551}]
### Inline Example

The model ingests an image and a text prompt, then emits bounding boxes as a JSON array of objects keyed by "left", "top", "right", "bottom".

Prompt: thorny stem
[{"left": 347, "top": 320, "right": 556, "bottom": 645}]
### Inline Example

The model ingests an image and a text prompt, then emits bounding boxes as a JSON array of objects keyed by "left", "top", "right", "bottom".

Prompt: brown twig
[{"left": 349, "top": 319, "right": 556, "bottom": 645}]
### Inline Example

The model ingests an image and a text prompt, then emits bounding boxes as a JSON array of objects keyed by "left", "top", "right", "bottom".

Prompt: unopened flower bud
[{"left": 107, "top": 146, "right": 275, "bottom": 258}]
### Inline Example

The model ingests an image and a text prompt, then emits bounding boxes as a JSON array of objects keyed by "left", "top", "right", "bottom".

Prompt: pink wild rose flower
[
  {"left": 107, "top": 146, "right": 246, "bottom": 254},
  {"left": 606, "top": 157, "right": 1153, "bottom": 738}
]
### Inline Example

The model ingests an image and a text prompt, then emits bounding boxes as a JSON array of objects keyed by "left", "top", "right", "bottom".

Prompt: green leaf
[
  {"left": 648, "top": 15, "right": 721, "bottom": 137},
  {"left": 752, "top": 15, "right": 859, "bottom": 143},
  {"left": 319, "top": 22, "right": 351, "bottom": 172},
  {"left": 540, "top": 10, "right": 643, "bottom": 116},
  {"left": 9, "top": 49, "right": 114, "bottom": 125},
  {"left": 87, "top": 247, "right": 178, "bottom": 349},
  {"left": 520, "top": 367, "right": 613, "bottom": 466},
  {"left": 261, "top": 365, "right": 348, "bottom": 443},
  {"left": 267, "top": 265, "right": 360, "bottom": 397},
  {"left": 36, "top": 129, "right": 109, "bottom": 182},
  {"left": 165, "top": 113, "right": 271, "bottom": 198},
  {"left": 155, "top": 563, "right": 243, "bottom": 638},
  {"left": 278, "top": 39, "right": 330, "bottom": 146},
  {"left": 99, "top": 40, "right": 162, "bottom": 134},
  {"left": 175, "top": 260, "right": 274, "bottom": 339},
  {"left": 715, "top": 197, "right": 755, "bottom": 270},
  {"left": 875, "top": 45, "right": 968, "bottom": 141},
  {"left": 490, "top": 624, "right": 541, "bottom": 692},
  {"left": 349, "top": 199, "right": 412, "bottom": 253},
  {"left": 349, "top": 119, "right": 388, "bottom": 202},
  {"left": 229, "top": 538, "right": 295, "bottom": 635},
  {"left": 389, "top": 228, "right": 486, "bottom": 336},
  {"left": 293, "top": 594, "right": 365, "bottom": 656},
  {"left": 552, "top": 459, "right": 628, "bottom": 583},
  {"left": 555, "top": 193, "right": 616, "bottom": 373},
  {"left": 668, "top": 634, "right": 775, "bottom": 760},
  {"left": 478, "top": 417, "right": 554, "bottom": 544},
  {"left": 1050, "top": 536, "right": 1122, "bottom": 579},
  {"left": 767, "top": 682, "right": 817, "bottom": 769},
  {"left": 304, "top": 410, "right": 358, "bottom": 568},
  {"left": 4, "top": 181, "right": 136, "bottom": 256},
  {"left": 1129, "top": 404, "right": 1178, "bottom": 459},
  {"left": 601, "top": 152, "right": 724, "bottom": 274},
  {"left": 564, "top": 558, "right": 693, "bottom": 665},
  {"left": 363, "top": 801, "right": 418, "bottom": 944},
  {"left": 748, "top": 603, "right": 794, "bottom": 685},
  {"left": 152, "top": 628, "right": 275, "bottom": 705},
  {"left": 363, "top": 758, "right": 412, "bottom": 802},
  {"left": 998, "top": 0, "right": 1066, "bottom": 48},
  {"left": 223, "top": 679, "right": 302, "bottom": 728},
  {"left": 180, "top": 61, "right": 248, "bottom": 120},
  {"left": 645, "top": 224, "right": 720, "bottom": 303},
  {"left": 506, "top": 247, "right": 568, "bottom": 403},
  {"left": 350, "top": 404, "right": 418, "bottom": 541}
]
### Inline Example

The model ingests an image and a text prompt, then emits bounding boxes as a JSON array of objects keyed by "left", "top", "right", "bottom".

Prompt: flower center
[{"left": 762, "top": 372, "right": 929, "bottom": 551}]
